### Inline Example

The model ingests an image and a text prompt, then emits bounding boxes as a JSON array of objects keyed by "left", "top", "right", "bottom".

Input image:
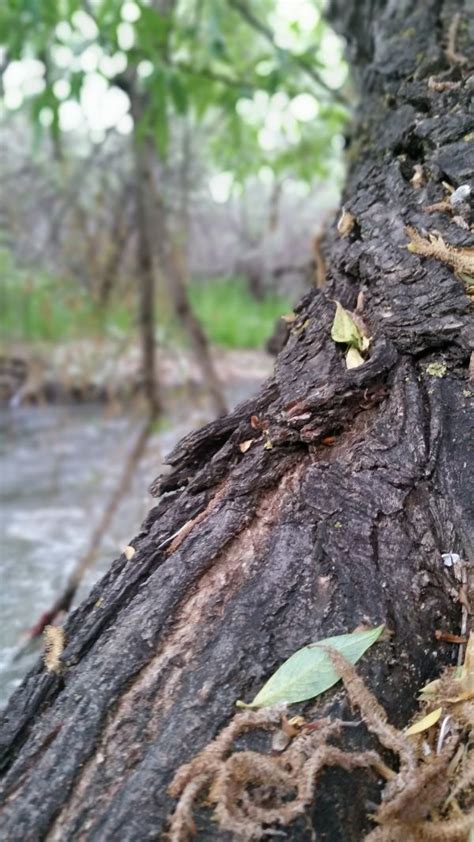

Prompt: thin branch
[{"left": 171, "top": 60, "right": 255, "bottom": 90}]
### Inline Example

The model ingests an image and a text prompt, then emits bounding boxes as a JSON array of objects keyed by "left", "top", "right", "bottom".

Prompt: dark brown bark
[{"left": 1, "top": 1, "right": 473, "bottom": 840}]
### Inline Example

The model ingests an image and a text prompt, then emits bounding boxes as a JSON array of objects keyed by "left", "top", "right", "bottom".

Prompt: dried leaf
[
  {"left": 460, "top": 632, "right": 474, "bottom": 693},
  {"left": 331, "top": 302, "right": 364, "bottom": 349},
  {"left": 43, "top": 625, "right": 65, "bottom": 673},
  {"left": 239, "top": 439, "right": 254, "bottom": 453},
  {"left": 410, "top": 164, "right": 426, "bottom": 188},
  {"left": 418, "top": 678, "right": 441, "bottom": 699},
  {"left": 337, "top": 208, "right": 355, "bottom": 238},
  {"left": 236, "top": 625, "right": 384, "bottom": 709},
  {"left": 406, "top": 226, "right": 474, "bottom": 279},
  {"left": 405, "top": 707, "right": 442, "bottom": 736},
  {"left": 346, "top": 347, "right": 365, "bottom": 369},
  {"left": 123, "top": 545, "right": 136, "bottom": 560},
  {"left": 434, "top": 630, "right": 467, "bottom": 644}
]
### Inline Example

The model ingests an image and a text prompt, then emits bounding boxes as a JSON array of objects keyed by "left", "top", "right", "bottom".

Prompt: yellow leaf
[
  {"left": 331, "top": 302, "right": 364, "bottom": 349},
  {"left": 239, "top": 439, "right": 254, "bottom": 453},
  {"left": 405, "top": 707, "right": 442, "bottom": 736},
  {"left": 123, "top": 545, "right": 136, "bottom": 560},
  {"left": 346, "top": 347, "right": 365, "bottom": 369},
  {"left": 460, "top": 631, "right": 474, "bottom": 693},
  {"left": 418, "top": 678, "right": 441, "bottom": 699}
]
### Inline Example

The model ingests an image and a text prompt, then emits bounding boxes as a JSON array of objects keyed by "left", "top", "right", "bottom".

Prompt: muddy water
[{"left": 0, "top": 367, "right": 270, "bottom": 706}]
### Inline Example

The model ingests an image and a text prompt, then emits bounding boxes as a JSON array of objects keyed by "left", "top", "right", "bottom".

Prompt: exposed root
[
  {"left": 168, "top": 710, "right": 383, "bottom": 841},
  {"left": 365, "top": 810, "right": 474, "bottom": 841},
  {"left": 445, "top": 13, "right": 468, "bottom": 66},
  {"left": 167, "top": 652, "right": 473, "bottom": 841}
]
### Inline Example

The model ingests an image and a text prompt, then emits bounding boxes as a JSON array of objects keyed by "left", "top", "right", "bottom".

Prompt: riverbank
[
  {"left": 0, "top": 348, "right": 273, "bottom": 705},
  {"left": 0, "top": 339, "right": 273, "bottom": 406}
]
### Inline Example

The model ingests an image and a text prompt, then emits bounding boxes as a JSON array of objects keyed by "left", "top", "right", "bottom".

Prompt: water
[{"left": 0, "top": 364, "right": 270, "bottom": 706}]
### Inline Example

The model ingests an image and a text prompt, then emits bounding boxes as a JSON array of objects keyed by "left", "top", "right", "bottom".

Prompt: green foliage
[
  {"left": 0, "top": 0, "right": 348, "bottom": 180},
  {"left": 0, "top": 250, "right": 134, "bottom": 343},
  {"left": 237, "top": 625, "right": 385, "bottom": 708},
  {"left": 189, "top": 277, "right": 290, "bottom": 348},
  {"left": 0, "top": 251, "right": 287, "bottom": 349}
]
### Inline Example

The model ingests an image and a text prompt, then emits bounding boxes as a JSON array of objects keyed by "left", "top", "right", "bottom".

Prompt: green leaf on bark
[
  {"left": 236, "top": 625, "right": 384, "bottom": 709},
  {"left": 331, "top": 301, "right": 364, "bottom": 349}
]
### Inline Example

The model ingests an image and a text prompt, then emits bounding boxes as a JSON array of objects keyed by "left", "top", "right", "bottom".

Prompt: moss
[{"left": 426, "top": 362, "right": 447, "bottom": 378}]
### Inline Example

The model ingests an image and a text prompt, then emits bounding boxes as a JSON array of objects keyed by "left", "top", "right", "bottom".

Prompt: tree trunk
[
  {"left": 1, "top": 1, "right": 472, "bottom": 840},
  {"left": 147, "top": 162, "right": 229, "bottom": 418},
  {"left": 134, "top": 137, "right": 162, "bottom": 417}
]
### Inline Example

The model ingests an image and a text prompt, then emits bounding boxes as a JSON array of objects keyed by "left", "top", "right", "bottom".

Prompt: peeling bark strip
[{"left": 1, "top": 1, "right": 473, "bottom": 840}]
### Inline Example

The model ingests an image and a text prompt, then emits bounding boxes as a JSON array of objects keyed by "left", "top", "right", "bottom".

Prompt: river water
[{"left": 0, "top": 364, "right": 270, "bottom": 706}]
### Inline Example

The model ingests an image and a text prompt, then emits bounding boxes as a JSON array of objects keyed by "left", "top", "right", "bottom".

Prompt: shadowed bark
[{"left": 0, "top": 1, "right": 472, "bottom": 840}]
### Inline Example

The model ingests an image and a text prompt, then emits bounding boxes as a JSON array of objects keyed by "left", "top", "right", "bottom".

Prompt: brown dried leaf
[
  {"left": 43, "top": 625, "right": 65, "bottom": 673},
  {"left": 337, "top": 208, "right": 355, "bottom": 238},
  {"left": 405, "top": 707, "right": 442, "bottom": 736},
  {"left": 406, "top": 226, "right": 474, "bottom": 278},
  {"left": 410, "top": 164, "right": 426, "bottom": 188}
]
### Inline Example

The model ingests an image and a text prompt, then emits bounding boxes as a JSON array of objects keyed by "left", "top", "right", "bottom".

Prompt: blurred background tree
[{"left": 0, "top": 0, "right": 348, "bottom": 413}]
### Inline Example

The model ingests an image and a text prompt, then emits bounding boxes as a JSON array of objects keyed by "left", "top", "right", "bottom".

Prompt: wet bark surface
[{"left": 1, "top": 0, "right": 473, "bottom": 839}]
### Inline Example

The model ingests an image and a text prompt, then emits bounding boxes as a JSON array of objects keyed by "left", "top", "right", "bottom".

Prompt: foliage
[
  {"left": 188, "top": 277, "right": 290, "bottom": 348},
  {"left": 0, "top": 250, "right": 288, "bottom": 348},
  {"left": 236, "top": 625, "right": 384, "bottom": 708},
  {"left": 0, "top": 0, "right": 348, "bottom": 184},
  {"left": 0, "top": 250, "right": 134, "bottom": 342}
]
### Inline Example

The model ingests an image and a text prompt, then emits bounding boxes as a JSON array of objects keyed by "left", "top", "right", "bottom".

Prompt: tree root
[{"left": 167, "top": 653, "right": 473, "bottom": 841}]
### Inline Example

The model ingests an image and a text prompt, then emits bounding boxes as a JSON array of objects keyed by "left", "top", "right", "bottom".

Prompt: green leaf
[
  {"left": 330, "top": 301, "right": 363, "bottom": 349},
  {"left": 168, "top": 72, "right": 188, "bottom": 115},
  {"left": 237, "top": 625, "right": 384, "bottom": 709}
]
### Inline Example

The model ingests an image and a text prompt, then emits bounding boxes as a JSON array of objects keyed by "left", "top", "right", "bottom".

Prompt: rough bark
[{"left": 1, "top": 1, "right": 473, "bottom": 840}]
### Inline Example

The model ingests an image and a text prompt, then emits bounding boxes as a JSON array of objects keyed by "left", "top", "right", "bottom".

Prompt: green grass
[
  {"left": 0, "top": 249, "right": 290, "bottom": 350},
  {"left": 0, "top": 250, "right": 134, "bottom": 343},
  {"left": 189, "top": 278, "right": 290, "bottom": 348}
]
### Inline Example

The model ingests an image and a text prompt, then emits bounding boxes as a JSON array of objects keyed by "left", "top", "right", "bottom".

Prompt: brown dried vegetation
[{"left": 167, "top": 648, "right": 474, "bottom": 842}]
